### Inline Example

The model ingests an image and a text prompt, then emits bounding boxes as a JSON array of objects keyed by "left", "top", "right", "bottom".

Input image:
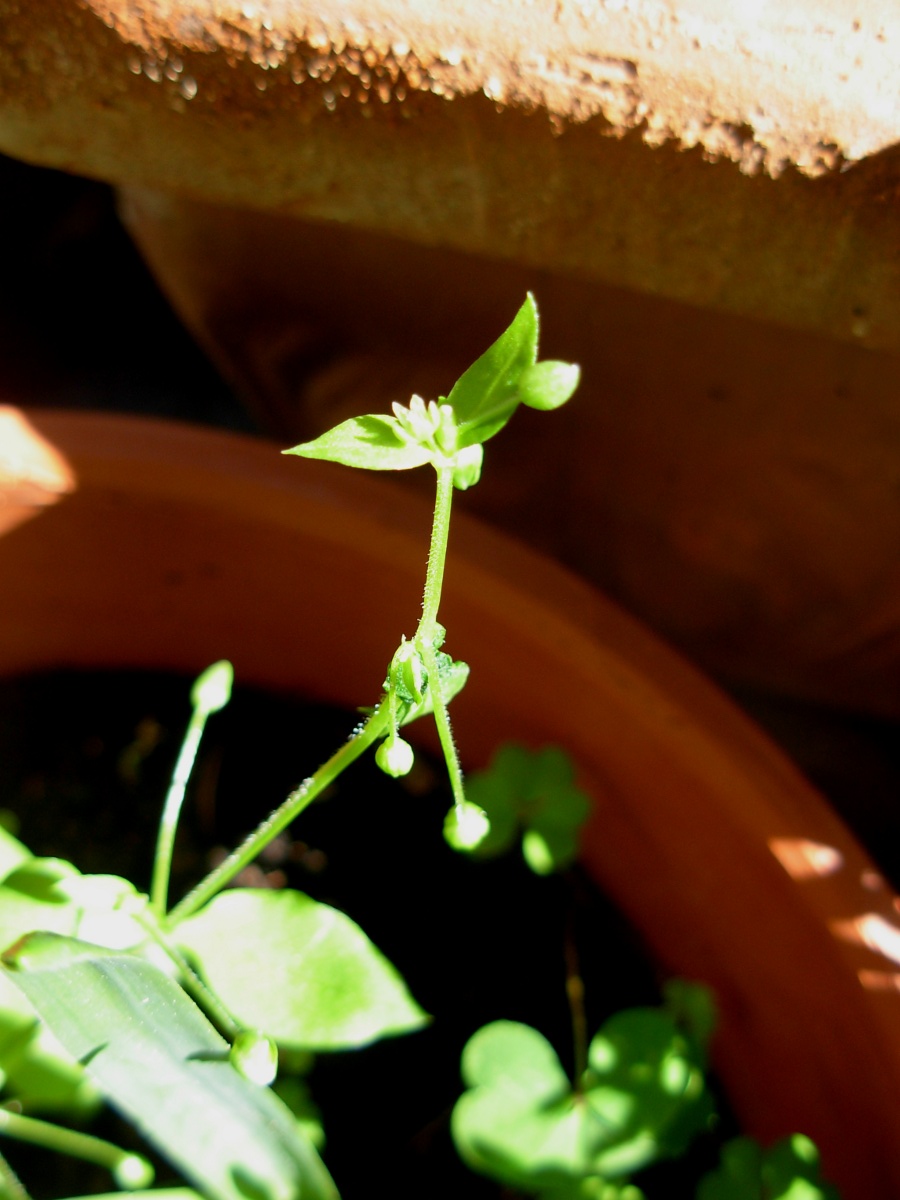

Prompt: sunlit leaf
[
  {"left": 448, "top": 294, "right": 539, "bottom": 448},
  {"left": 2, "top": 935, "right": 338, "bottom": 1200},
  {"left": 176, "top": 889, "right": 428, "bottom": 1050},
  {"left": 0, "top": 863, "right": 146, "bottom": 956},
  {"left": 453, "top": 1002, "right": 714, "bottom": 1194},
  {"left": 284, "top": 415, "right": 432, "bottom": 472}
]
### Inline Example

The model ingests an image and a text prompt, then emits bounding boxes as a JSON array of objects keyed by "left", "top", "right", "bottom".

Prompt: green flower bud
[
  {"left": 376, "top": 735, "right": 415, "bottom": 777},
  {"left": 231, "top": 1030, "right": 279, "bottom": 1086}
]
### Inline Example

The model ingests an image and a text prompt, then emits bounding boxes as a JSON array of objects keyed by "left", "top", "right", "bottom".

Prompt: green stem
[
  {"left": 564, "top": 888, "right": 588, "bottom": 1086},
  {"left": 420, "top": 641, "right": 466, "bottom": 813},
  {"left": 151, "top": 707, "right": 209, "bottom": 916},
  {"left": 132, "top": 909, "right": 240, "bottom": 1039},
  {"left": 166, "top": 701, "right": 391, "bottom": 926},
  {"left": 419, "top": 465, "right": 455, "bottom": 633},
  {"left": 0, "top": 1149, "right": 32, "bottom": 1200},
  {"left": 0, "top": 1111, "right": 146, "bottom": 1180},
  {"left": 415, "top": 465, "right": 468, "bottom": 812}
]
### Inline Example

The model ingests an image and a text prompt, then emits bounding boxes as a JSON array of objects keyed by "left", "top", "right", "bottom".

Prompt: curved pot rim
[{"left": 1, "top": 407, "right": 897, "bottom": 1199}]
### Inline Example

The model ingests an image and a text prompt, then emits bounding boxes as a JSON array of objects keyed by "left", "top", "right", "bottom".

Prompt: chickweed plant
[{"left": 0, "top": 297, "right": 838, "bottom": 1200}]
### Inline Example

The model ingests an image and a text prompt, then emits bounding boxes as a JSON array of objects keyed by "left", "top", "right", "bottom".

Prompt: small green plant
[{"left": 0, "top": 297, "right": 838, "bottom": 1200}]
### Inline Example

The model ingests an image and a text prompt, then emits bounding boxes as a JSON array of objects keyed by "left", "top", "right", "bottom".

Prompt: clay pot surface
[
  {"left": 2, "top": 1, "right": 900, "bottom": 349},
  {"left": 1, "top": 408, "right": 900, "bottom": 1198},
  {"left": 118, "top": 192, "right": 900, "bottom": 721}
]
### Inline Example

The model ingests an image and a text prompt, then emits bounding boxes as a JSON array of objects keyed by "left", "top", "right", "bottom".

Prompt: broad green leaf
[
  {"left": 284, "top": 415, "right": 432, "bottom": 472},
  {"left": 448, "top": 294, "right": 539, "bottom": 447},
  {"left": 0, "top": 824, "right": 31, "bottom": 883},
  {"left": 176, "top": 889, "right": 428, "bottom": 1050},
  {"left": 0, "top": 863, "right": 146, "bottom": 955},
  {"left": 696, "top": 1134, "right": 841, "bottom": 1200},
  {"left": 2, "top": 934, "right": 338, "bottom": 1200}
]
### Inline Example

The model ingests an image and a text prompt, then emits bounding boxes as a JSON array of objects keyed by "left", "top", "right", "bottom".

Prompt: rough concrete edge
[{"left": 75, "top": 0, "right": 900, "bottom": 179}]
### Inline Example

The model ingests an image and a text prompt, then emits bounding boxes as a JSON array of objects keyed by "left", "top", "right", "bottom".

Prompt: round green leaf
[
  {"left": 176, "top": 889, "right": 428, "bottom": 1050},
  {"left": 518, "top": 360, "right": 581, "bottom": 411}
]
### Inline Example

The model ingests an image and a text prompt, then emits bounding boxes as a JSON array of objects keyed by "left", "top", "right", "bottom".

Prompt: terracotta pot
[
  {"left": 3, "top": 0, "right": 900, "bottom": 353},
  {"left": 117, "top": 191, "right": 900, "bottom": 722},
  {"left": 1, "top": 408, "right": 900, "bottom": 1198}
]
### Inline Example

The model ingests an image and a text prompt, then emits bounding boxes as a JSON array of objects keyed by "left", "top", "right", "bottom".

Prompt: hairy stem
[
  {"left": 166, "top": 701, "right": 390, "bottom": 926},
  {"left": 419, "top": 465, "right": 455, "bottom": 633}
]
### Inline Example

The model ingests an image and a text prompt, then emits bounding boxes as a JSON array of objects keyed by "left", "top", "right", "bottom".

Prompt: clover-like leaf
[
  {"left": 452, "top": 997, "right": 714, "bottom": 1196},
  {"left": 453, "top": 1021, "right": 590, "bottom": 1192},
  {"left": 583, "top": 1006, "right": 714, "bottom": 1179},
  {"left": 175, "top": 889, "right": 428, "bottom": 1050},
  {"left": 284, "top": 414, "right": 433, "bottom": 472},
  {"left": 696, "top": 1133, "right": 841, "bottom": 1200},
  {"left": 453, "top": 744, "right": 591, "bottom": 873}
]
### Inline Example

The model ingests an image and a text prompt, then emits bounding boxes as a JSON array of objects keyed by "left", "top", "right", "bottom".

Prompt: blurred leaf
[
  {"left": 458, "top": 745, "right": 591, "bottom": 873},
  {"left": 2, "top": 934, "right": 338, "bottom": 1200},
  {"left": 697, "top": 1134, "right": 841, "bottom": 1200},
  {"left": 584, "top": 1006, "right": 713, "bottom": 1178},
  {"left": 176, "top": 889, "right": 428, "bottom": 1050},
  {"left": 191, "top": 661, "right": 234, "bottom": 716},
  {"left": 0, "top": 863, "right": 145, "bottom": 955},
  {"left": 56, "top": 1191, "right": 202, "bottom": 1200},
  {"left": 0, "top": 970, "right": 100, "bottom": 1115}
]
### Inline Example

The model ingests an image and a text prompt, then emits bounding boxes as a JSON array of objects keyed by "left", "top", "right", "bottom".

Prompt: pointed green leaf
[
  {"left": 447, "top": 295, "right": 539, "bottom": 448},
  {"left": 2, "top": 935, "right": 337, "bottom": 1200},
  {"left": 284, "top": 415, "right": 432, "bottom": 471},
  {"left": 176, "top": 889, "right": 428, "bottom": 1050}
]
